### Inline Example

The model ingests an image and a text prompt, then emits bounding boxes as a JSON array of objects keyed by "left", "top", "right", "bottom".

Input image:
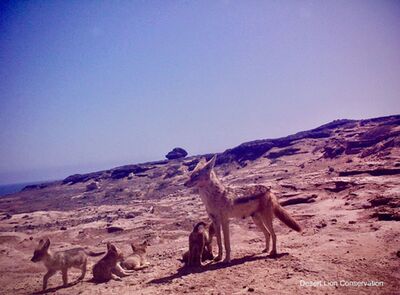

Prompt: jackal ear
[
  {"left": 43, "top": 238, "right": 50, "bottom": 249},
  {"left": 204, "top": 155, "right": 217, "bottom": 171},
  {"left": 193, "top": 158, "right": 207, "bottom": 170},
  {"left": 109, "top": 244, "right": 117, "bottom": 252},
  {"left": 131, "top": 244, "right": 136, "bottom": 252},
  {"left": 199, "top": 157, "right": 207, "bottom": 165},
  {"left": 107, "top": 242, "right": 117, "bottom": 252}
]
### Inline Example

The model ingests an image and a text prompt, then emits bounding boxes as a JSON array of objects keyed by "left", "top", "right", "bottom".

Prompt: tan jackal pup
[
  {"left": 182, "top": 221, "right": 215, "bottom": 266},
  {"left": 30, "top": 238, "right": 105, "bottom": 290},
  {"left": 184, "top": 155, "right": 302, "bottom": 263},
  {"left": 120, "top": 241, "right": 150, "bottom": 270},
  {"left": 92, "top": 242, "right": 135, "bottom": 282}
]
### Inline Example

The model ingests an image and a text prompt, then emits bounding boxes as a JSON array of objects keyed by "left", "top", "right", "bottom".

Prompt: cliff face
[{"left": 0, "top": 115, "right": 399, "bottom": 295}]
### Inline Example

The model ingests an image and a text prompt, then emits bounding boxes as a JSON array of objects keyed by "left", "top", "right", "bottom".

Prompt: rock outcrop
[
  {"left": 86, "top": 181, "right": 99, "bottom": 191},
  {"left": 165, "top": 147, "right": 188, "bottom": 160}
]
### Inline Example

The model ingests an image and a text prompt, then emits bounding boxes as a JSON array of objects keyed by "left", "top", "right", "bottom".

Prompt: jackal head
[
  {"left": 131, "top": 240, "right": 148, "bottom": 254},
  {"left": 184, "top": 155, "right": 216, "bottom": 188},
  {"left": 106, "top": 242, "right": 125, "bottom": 261},
  {"left": 31, "top": 238, "right": 50, "bottom": 262}
]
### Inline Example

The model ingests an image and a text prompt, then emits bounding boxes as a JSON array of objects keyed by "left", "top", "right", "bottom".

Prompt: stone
[
  {"left": 107, "top": 226, "right": 124, "bottom": 233},
  {"left": 280, "top": 195, "right": 317, "bottom": 206},
  {"left": 86, "top": 181, "right": 99, "bottom": 191},
  {"left": 323, "top": 143, "right": 345, "bottom": 159},
  {"left": 165, "top": 147, "right": 188, "bottom": 160},
  {"left": 316, "top": 221, "right": 327, "bottom": 228},
  {"left": 111, "top": 165, "right": 151, "bottom": 180}
]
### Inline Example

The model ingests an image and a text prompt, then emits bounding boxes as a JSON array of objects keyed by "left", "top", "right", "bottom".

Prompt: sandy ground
[{"left": 0, "top": 119, "right": 399, "bottom": 295}]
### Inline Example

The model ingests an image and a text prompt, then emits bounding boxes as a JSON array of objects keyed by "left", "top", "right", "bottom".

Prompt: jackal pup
[
  {"left": 184, "top": 155, "right": 302, "bottom": 263},
  {"left": 31, "top": 238, "right": 104, "bottom": 290},
  {"left": 92, "top": 242, "right": 134, "bottom": 282},
  {"left": 120, "top": 241, "right": 150, "bottom": 270},
  {"left": 183, "top": 221, "right": 215, "bottom": 266}
]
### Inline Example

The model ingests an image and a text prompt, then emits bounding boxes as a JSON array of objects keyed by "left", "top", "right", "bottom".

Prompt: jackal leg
[
  {"left": 79, "top": 260, "right": 87, "bottom": 280},
  {"left": 110, "top": 273, "right": 122, "bottom": 281},
  {"left": 251, "top": 213, "right": 271, "bottom": 253},
  {"left": 113, "top": 262, "right": 135, "bottom": 277},
  {"left": 262, "top": 214, "right": 277, "bottom": 256},
  {"left": 61, "top": 268, "right": 68, "bottom": 286},
  {"left": 210, "top": 217, "right": 223, "bottom": 262},
  {"left": 42, "top": 269, "right": 56, "bottom": 290},
  {"left": 221, "top": 218, "right": 231, "bottom": 263}
]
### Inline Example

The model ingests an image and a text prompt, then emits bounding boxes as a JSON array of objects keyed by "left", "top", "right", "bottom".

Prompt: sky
[{"left": 0, "top": 1, "right": 399, "bottom": 185}]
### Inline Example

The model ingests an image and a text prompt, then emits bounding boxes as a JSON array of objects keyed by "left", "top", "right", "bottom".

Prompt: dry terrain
[{"left": 0, "top": 115, "right": 399, "bottom": 295}]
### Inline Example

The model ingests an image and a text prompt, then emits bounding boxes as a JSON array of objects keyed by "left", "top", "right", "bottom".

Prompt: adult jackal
[{"left": 184, "top": 155, "right": 302, "bottom": 263}]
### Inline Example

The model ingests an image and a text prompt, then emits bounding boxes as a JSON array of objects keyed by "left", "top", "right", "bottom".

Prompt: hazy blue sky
[{"left": 0, "top": 1, "right": 399, "bottom": 185}]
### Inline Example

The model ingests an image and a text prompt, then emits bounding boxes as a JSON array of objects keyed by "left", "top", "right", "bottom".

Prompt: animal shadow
[
  {"left": 30, "top": 280, "right": 81, "bottom": 295},
  {"left": 149, "top": 252, "right": 289, "bottom": 285}
]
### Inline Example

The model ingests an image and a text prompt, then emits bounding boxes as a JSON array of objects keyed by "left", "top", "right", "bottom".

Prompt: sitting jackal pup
[
  {"left": 120, "top": 241, "right": 150, "bottom": 270},
  {"left": 31, "top": 238, "right": 105, "bottom": 290},
  {"left": 182, "top": 222, "right": 215, "bottom": 265},
  {"left": 92, "top": 242, "right": 134, "bottom": 282},
  {"left": 184, "top": 221, "right": 215, "bottom": 266}
]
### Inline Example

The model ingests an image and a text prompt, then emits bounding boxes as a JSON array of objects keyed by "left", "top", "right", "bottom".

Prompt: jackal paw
[
  {"left": 269, "top": 250, "right": 277, "bottom": 257},
  {"left": 262, "top": 248, "right": 269, "bottom": 253},
  {"left": 223, "top": 257, "right": 231, "bottom": 264},
  {"left": 214, "top": 255, "right": 222, "bottom": 262}
]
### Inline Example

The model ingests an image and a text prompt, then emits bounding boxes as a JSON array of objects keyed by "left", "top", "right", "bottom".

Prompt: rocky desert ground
[{"left": 0, "top": 115, "right": 399, "bottom": 295}]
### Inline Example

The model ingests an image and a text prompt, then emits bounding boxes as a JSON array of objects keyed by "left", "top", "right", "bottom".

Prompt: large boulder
[
  {"left": 165, "top": 147, "right": 188, "bottom": 160},
  {"left": 110, "top": 165, "right": 151, "bottom": 179}
]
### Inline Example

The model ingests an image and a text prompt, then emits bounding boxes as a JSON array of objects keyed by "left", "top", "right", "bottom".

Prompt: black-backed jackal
[
  {"left": 182, "top": 221, "right": 215, "bottom": 266},
  {"left": 120, "top": 241, "right": 150, "bottom": 271},
  {"left": 31, "top": 238, "right": 104, "bottom": 290},
  {"left": 184, "top": 155, "right": 302, "bottom": 263},
  {"left": 92, "top": 242, "right": 135, "bottom": 282}
]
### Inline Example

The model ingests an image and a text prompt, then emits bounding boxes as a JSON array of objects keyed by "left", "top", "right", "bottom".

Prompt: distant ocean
[{"left": 0, "top": 181, "right": 52, "bottom": 197}]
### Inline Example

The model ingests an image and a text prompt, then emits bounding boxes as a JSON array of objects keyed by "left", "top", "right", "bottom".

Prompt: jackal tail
[
  {"left": 84, "top": 250, "right": 106, "bottom": 257},
  {"left": 273, "top": 203, "right": 302, "bottom": 232}
]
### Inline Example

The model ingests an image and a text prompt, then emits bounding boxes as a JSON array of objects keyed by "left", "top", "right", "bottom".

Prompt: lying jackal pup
[
  {"left": 31, "top": 238, "right": 105, "bottom": 290},
  {"left": 183, "top": 221, "right": 215, "bottom": 266},
  {"left": 120, "top": 241, "right": 150, "bottom": 270},
  {"left": 92, "top": 242, "right": 134, "bottom": 282}
]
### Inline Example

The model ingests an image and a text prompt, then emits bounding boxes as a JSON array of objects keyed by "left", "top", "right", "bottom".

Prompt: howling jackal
[{"left": 184, "top": 155, "right": 302, "bottom": 263}]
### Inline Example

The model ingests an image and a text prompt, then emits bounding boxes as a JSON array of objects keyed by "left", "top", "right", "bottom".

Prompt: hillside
[{"left": 0, "top": 115, "right": 399, "bottom": 295}]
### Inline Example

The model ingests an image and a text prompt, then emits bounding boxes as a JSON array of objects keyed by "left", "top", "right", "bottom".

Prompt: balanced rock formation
[{"left": 165, "top": 147, "right": 188, "bottom": 160}]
